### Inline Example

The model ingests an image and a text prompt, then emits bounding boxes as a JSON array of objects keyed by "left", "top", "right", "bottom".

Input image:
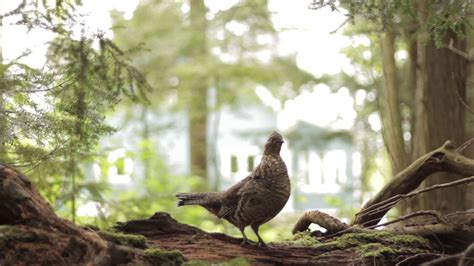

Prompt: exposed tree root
[{"left": 0, "top": 165, "right": 184, "bottom": 265}]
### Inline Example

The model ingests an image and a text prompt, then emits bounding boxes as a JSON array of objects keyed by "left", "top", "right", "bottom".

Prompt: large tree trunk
[
  {"left": 408, "top": 0, "right": 469, "bottom": 214},
  {"left": 465, "top": 10, "right": 474, "bottom": 210},
  {"left": 0, "top": 18, "right": 7, "bottom": 161},
  {"left": 379, "top": 30, "right": 409, "bottom": 174},
  {"left": 188, "top": 0, "right": 208, "bottom": 178}
]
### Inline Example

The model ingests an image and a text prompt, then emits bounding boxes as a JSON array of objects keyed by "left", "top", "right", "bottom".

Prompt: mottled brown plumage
[{"left": 176, "top": 132, "right": 290, "bottom": 247}]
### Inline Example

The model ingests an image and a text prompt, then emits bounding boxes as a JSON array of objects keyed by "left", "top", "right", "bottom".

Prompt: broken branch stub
[{"left": 292, "top": 210, "right": 350, "bottom": 234}]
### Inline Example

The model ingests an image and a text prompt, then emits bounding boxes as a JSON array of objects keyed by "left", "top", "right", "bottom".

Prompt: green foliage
[
  {"left": 310, "top": 0, "right": 472, "bottom": 46},
  {"left": 111, "top": 0, "right": 315, "bottom": 110},
  {"left": 70, "top": 138, "right": 211, "bottom": 228},
  {"left": 324, "top": 194, "right": 359, "bottom": 219},
  {"left": 313, "top": 3, "right": 411, "bottom": 200},
  {"left": 0, "top": 0, "right": 152, "bottom": 221}
]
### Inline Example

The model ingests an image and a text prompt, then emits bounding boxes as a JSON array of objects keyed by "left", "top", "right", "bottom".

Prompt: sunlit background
[{"left": 1, "top": 0, "right": 394, "bottom": 241}]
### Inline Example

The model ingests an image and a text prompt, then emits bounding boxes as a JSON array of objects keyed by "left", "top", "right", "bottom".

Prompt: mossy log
[{"left": 114, "top": 212, "right": 441, "bottom": 265}]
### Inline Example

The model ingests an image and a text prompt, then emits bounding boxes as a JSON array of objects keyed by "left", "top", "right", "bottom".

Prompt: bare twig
[
  {"left": 330, "top": 18, "right": 350, "bottom": 34},
  {"left": 445, "top": 210, "right": 474, "bottom": 218},
  {"left": 395, "top": 253, "right": 441, "bottom": 266},
  {"left": 459, "top": 243, "right": 474, "bottom": 265},
  {"left": 453, "top": 81, "right": 474, "bottom": 114},
  {"left": 442, "top": 39, "right": 474, "bottom": 62},
  {"left": 455, "top": 138, "right": 474, "bottom": 153},
  {"left": 421, "top": 243, "right": 474, "bottom": 265},
  {"left": 14, "top": 77, "right": 74, "bottom": 93},
  {"left": 365, "top": 211, "right": 448, "bottom": 230},
  {"left": 0, "top": 1, "right": 26, "bottom": 19}
]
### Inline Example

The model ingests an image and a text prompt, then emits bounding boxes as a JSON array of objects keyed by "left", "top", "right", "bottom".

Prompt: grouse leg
[
  {"left": 251, "top": 224, "right": 267, "bottom": 247},
  {"left": 239, "top": 228, "right": 252, "bottom": 246}
]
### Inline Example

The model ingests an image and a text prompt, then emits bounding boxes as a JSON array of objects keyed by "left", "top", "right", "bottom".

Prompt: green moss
[
  {"left": 387, "top": 234, "right": 429, "bottom": 248},
  {"left": 316, "top": 231, "right": 429, "bottom": 250},
  {"left": 357, "top": 243, "right": 396, "bottom": 258},
  {"left": 336, "top": 231, "right": 391, "bottom": 244},
  {"left": 98, "top": 230, "right": 147, "bottom": 248},
  {"left": 285, "top": 231, "right": 320, "bottom": 246},
  {"left": 142, "top": 248, "right": 185, "bottom": 265},
  {"left": 284, "top": 229, "right": 430, "bottom": 263}
]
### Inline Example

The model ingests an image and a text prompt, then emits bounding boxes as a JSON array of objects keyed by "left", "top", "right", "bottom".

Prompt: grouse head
[{"left": 264, "top": 131, "right": 284, "bottom": 155}]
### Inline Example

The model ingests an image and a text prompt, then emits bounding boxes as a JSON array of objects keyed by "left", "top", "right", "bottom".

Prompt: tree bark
[
  {"left": 0, "top": 18, "right": 7, "bottom": 161},
  {"left": 465, "top": 4, "right": 474, "bottom": 217},
  {"left": 189, "top": 0, "right": 208, "bottom": 178},
  {"left": 409, "top": 0, "right": 469, "bottom": 214},
  {"left": 379, "top": 30, "right": 409, "bottom": 174}
]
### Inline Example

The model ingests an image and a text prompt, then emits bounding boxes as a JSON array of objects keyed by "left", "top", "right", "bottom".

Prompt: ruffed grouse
[{"left": 176, "top": 132, "right": 290, "bottom": 247}]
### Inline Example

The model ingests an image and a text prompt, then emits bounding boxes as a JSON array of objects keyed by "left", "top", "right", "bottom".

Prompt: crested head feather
[{"left": 264, "top": 131, "right": 284, "bottom": 155}]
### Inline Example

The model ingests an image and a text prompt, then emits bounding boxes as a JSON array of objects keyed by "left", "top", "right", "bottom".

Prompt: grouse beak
[{"left": 279, "top": 140, "right": 284, "bottom": 144}]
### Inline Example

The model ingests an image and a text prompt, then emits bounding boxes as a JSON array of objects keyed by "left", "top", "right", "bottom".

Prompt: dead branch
[{"left": 354, "top": 140, "right": 474, "bottom": 226}]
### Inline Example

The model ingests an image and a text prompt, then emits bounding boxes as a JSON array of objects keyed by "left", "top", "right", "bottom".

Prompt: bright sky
[{"left": 1, "top": 0, "right": 358, "bottom": 131}]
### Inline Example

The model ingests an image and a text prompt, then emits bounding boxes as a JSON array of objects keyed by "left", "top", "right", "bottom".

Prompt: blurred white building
[{"left": 96, "top": 101, "right": 361, "bottom": 214}]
